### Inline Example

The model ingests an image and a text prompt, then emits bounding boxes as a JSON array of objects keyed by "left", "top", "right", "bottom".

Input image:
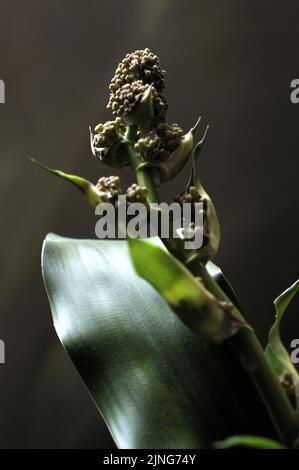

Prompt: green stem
[
  {"left": 124, "top": 126, "right": 159, "bottom": 204},
  {"left": 188, "top": 256, "right": 299, "bottom": 448},
  {"left": 123, "top": 123, "right": 298, "bottom": 446}
]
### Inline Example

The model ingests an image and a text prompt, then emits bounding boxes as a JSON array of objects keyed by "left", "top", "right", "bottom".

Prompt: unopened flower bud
[
  {"left": 96, "top": 175, "right": 122, "bottom": 201},
  {"left": 126, "top": 183, "right": 148, "bottom": 203},
  {"left": 93, "top": 117, "right": 125, "bottom": 147},
  {"left": 108, "top": 82, "right": 167, "bottom": 131},
  {"left": 134, "top": 123, "right": 184, "bottom": 163},
  {"left": 156, "top": 122, "right": 183, "bottom": 153},
  {"left": 152, "top": 92, "right": 168, "bottom": 127},
  {"left": 90, "top": 119, "right": 128, "bottom": 168},
  {"left": 137, "top": 117, "right": 202, "bottom": 183},
  {"left": 107, "top": 80, "right": 148, "bottom": 118},
  {"left": 109, "top": 48, "right": 166, "bottom": 94},
  {"left": 134, "top": 132, "right": 163, "bottom": 161},
  {"left": 176, "top": 186, "right": 202, "bottom": 204}
]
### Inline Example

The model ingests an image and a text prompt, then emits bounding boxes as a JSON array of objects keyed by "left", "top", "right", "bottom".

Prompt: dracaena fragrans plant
[{"left": 33, "top": 49, "right": 299, "bottom": 449}]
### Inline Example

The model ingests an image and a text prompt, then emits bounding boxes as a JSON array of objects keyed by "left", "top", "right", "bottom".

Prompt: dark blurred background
[{"left": 0, "top": 0, "right": 298, "bottom": 448}]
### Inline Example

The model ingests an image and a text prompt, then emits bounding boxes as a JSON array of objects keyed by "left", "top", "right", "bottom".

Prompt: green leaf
[
  {"left": 128, "top": 238, "right": 248, "bottom": 343},
  {"left": 184, "top": 133, "right": 220, "bottom": 263},
  {"left": 206, "top": 261, "right": 243, "bottom": 312},
  {"left": 42, "top": 234, "right": 277, "bottom": 448},
  {"left": 265, "top": 280, "right": 299, "bottom": 381},
  {"left": 31, "top": 159, "right": 101, "bottom": 207},
  {"left": 215, "top": 435, "right": 286, "bottom": 449}
]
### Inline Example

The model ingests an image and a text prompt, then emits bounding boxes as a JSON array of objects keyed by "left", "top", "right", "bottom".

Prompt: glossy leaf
[
  {"left": 128, "top": 238, "right": 248, "bottom": 343},
  {"left": 42, "top": 234, "right": 277, "bottom": 448},
  {"left": 215, "top": 435, "right": 286, "bottom": 449},
  {"left": 265, "top": 280, "right": 299, "bottom": 382}
]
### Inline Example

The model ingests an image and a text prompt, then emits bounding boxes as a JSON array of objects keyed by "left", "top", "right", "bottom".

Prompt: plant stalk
[
  {"left": 125, "top": 139, "right": 299, "bottom": 447},
  {"left": 188, "top": 256, "right": 299, "bottom": 448},
  {"left": 125, "top": 126, "right": 159, "bottom": 204}
]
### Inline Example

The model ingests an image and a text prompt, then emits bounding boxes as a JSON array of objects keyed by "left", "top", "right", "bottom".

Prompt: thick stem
[
  {"left": 124, "top": 126, "right": 159, "bottom": 204},
  {"left": 124, "top": 124, "right": 298, "bottom": 446},
  {"left": 188, "top": 256, "right": 299, "bottom": 448}
]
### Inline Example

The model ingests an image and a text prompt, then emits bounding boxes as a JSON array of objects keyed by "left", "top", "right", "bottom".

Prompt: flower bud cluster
[
  {"left": 107, "top": 80, "right": 167, "bottom": 125},
  {"left": 95, "top": 177, "right": 148, "bottom": 206},
  {"left": 92, "top": 118, "right": 125, "bottom": 148},
  {"left": 109, "top": 48, "right": 166, "bottom": 93},
  {"left": 107, "top": 49, "right": 167, "bottom": 126},
  {"left": 92, "top": 49, "right": 192, "bottom": 191},
  {"left": 156, "top": 123, "right": 183, "bottom": 153},
  {"left": 126, "top": 183, "right": 148, "bottom": 203},
  {"left": 107, "top": 80, "right": 148, "bottom": 117},
  {"left": 176, "top": 186, "right": 202, "bottom": 204},
  {"left": 134, "top": 123, "right": 183, "bottom": 162},
  {"left": 96, "top": 175, "right": 122, "bottom": 202}
]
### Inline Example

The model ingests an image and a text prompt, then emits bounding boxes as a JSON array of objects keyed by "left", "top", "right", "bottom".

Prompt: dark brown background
[{"left": 0, "top": 0, "right": 298, "bottom": 448}]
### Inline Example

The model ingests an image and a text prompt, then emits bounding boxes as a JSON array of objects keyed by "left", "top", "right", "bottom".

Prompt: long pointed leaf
[
  {"left": 188, "top": 138, "right": 220, "bottom": 262},
  {"left": 265, "top": 280, "right": 299, "bottom": 382},
  {"left": 128, "top": 238, "right": 248, "bottom": 343},
  {"left": 31, "top": 159, "right": 102, "bottom": 207}
]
